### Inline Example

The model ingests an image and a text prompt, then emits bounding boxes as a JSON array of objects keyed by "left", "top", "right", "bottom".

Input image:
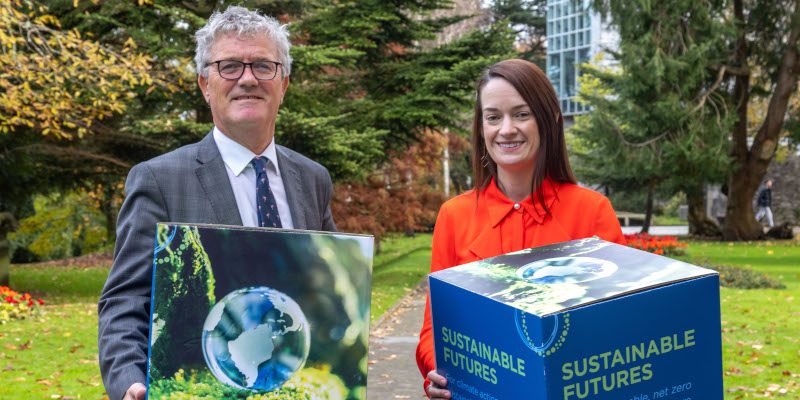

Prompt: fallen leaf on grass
[
  {"left": 725, "top": 366, "right": 742, "bottom": 376},
  {"left": 69, "top": 344, "right": 84, "bottom": 353},
  {"left": 76, "top": 378, "right": 100, "bottom": 387},
  {"left": 37, "top": 379, "right": 52, "bottom": 386}
]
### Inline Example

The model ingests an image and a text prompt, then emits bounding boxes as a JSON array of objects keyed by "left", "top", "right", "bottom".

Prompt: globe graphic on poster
[
  {"left": 515, "top": 256, "right": 618, "bottom": 284},
  {"left": 201, "top": 287, "right": 310, "bottom": 392}
]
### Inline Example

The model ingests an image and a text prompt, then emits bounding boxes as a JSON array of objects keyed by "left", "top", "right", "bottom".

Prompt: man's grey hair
[{"left": 194, "top": 6, "right": 292, "bottom": 78}]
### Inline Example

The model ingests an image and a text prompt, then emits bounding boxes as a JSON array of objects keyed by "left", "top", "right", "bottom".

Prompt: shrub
[
  {"left": 696, "top": 261, "right": 787, "bottom": 290},
  {"left": 0, "top": 286, "right": 44, "bottom": 324},
  {"left": 624, "top": 233, "right": 687, "bottom": 257}
]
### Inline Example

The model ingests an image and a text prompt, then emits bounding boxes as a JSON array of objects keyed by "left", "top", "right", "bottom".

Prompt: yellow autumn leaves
[{"left": 0, "top": 0, "right": 176, "bottom": 139}]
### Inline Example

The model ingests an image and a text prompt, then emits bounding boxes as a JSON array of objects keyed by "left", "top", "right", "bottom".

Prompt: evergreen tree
[
  {"left": 570, "top": 0, "right": 734, "bottom": 235},
  {"left": 282, "top": 0, "right": 515, "bottom": 180},
  {"left": 488, "top": 0, "right": 547, "bottom": 65}
]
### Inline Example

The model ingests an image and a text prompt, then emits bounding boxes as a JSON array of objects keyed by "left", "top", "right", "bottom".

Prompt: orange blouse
[{"left": 415, "top": 178, "right": 626, "bottom": 395}]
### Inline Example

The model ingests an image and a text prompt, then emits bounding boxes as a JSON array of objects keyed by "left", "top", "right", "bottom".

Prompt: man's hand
[{"left": 123, "top": 382, "right": 146, "bottom": 400}]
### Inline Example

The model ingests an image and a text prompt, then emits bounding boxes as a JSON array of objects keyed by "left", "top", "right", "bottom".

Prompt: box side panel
[
  {"left": 431, "top": 277, "right": 547, "bottom": 399},
  {"left": 540, "top": 275, "right": 722, "bottom": 400}
]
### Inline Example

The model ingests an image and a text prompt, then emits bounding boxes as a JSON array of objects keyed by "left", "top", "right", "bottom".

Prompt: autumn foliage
[
  {"left": 0, "top": 0, "right": 173, "bottom": 139},
  {"left": 624, "top": 233, "right": 688, "bottom": 257},
  {"left": 331, "top": 130, "right": 469, "bottom": 248}
]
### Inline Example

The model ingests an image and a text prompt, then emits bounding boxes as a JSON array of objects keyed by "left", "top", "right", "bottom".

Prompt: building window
[
  {"left": 548, "top": 53, "right": 561, "bottom": 96},
  {"left": 565, "top": 50, "right": 576, "bottom": 97},
  {"left": 578, "top": 47, "right": 590, "bottom": 67}
]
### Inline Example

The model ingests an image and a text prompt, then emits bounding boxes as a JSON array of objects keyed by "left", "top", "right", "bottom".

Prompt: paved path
[
  {"left": 367, "top": 280, "right": 428, "bottom": 399},
  {"left": 621, "top": 225, "right": 689, "bottom": 235},
  {"left": 620, "top": 225, "right": 800, "bottom": 235}
]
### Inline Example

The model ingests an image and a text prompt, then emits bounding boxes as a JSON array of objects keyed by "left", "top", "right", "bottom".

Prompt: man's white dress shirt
[{"left": 213, "top": 127, "right": 294, "bottom": 228}]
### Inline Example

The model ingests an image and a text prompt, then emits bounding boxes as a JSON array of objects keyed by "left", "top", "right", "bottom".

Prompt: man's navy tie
[{"left": 251, "top": 156, "right": 282, "bottom": 228}]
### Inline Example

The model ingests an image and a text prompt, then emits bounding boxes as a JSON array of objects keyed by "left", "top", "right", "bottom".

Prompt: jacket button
[{"left": 513, "top": 203, "right": 520, "bottom": 210}]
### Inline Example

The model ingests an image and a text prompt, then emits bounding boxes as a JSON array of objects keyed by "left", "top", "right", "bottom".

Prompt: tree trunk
[
  {"left": 0, "top": 232, "right": 9, "bottom": 286},
  {"left": 100, "top": 184, "right": 117, "bottom": 245},
  {"left": 722, "top": 0, "right": 800, "bottom": 240},
  {"left": 688, "top": 188, "right": 721, "bottom": 237},
  {"left": 0, "top": 212, "right": 18, "bottom": 286},
  {"left": 641, "top": 184, "right": 654, "bottom": 234},
  {"left": 443, "top": 131, "right": 450, "bottom": 198}
]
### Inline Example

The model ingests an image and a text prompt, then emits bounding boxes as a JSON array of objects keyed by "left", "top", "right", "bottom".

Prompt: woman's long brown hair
[{"left": 471, "top": 59, "right": 576, "bottom": 215}]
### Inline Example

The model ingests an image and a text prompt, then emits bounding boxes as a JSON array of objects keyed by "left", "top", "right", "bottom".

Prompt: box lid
[{"left": 429, "top": 237, "right": 716, "bottom": 317}]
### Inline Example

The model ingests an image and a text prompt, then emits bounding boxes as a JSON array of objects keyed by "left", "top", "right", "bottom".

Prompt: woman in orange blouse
[{"left": 417, "top": 59, "right": 626, "bottom": 399}]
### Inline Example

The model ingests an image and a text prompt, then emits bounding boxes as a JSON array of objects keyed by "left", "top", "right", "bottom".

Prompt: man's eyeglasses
[{"left": 209, "top": 60, "right": 282, "bottom": 81}]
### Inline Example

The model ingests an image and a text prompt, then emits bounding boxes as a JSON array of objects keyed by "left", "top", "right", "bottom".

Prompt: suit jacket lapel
[
  {"left": 195, "top": 132, "right": 243, "bottom": 226},
  {"left": 276, "top": 145, "right": 307, "bottom": 229}
]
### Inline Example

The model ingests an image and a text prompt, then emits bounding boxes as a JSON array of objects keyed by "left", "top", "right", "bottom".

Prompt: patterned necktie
[{"left": 250, "top": 156, "right": 282, "bottom": 228}]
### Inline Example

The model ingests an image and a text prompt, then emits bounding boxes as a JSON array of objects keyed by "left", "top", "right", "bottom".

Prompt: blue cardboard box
[{"left": 429, "top": 238, "right": 722, "bottom": 400}]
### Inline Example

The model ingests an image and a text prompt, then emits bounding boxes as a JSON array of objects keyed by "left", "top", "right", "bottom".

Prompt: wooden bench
[{"left": 616, "top": 212, "right": 645, "bottom": 227}]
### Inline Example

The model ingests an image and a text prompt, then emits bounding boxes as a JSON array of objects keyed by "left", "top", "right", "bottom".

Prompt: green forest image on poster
[{"left": 146, "top": 224, "right": 373, "bottom": 400}]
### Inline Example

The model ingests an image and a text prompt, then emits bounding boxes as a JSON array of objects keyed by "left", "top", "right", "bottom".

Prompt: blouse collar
[{"left": 483, "top": 176, "right": 561, "bottom": 226}]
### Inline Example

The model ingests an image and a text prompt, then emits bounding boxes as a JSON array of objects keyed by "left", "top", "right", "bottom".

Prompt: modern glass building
[{"left": 546, "top": 0, "right": 618, "bottom": 120}]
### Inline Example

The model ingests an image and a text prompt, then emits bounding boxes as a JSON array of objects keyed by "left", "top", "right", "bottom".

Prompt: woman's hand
[{"left": 427, "top": 370, "right": 451, "bottom": 399}]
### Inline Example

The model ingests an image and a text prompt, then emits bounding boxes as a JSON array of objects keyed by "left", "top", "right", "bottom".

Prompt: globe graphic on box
[
  {"left": 515, "top": 256, "right": 618, "bottom": 284},
  {"left": 201, "top": 286, "right": 310, "bottom": 392}
]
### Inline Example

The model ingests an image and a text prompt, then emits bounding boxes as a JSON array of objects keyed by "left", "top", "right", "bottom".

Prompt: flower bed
[
  {"left": 0, "top": 286, "right": 44, "bottom": 324},
  {"left": 624, "top": 233, "right": 687, "bottom": 257}
]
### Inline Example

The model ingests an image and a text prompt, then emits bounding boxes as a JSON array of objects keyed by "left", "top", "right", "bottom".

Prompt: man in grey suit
[{"left": 98, "top": 7, "right": 336, "bottom": 400}]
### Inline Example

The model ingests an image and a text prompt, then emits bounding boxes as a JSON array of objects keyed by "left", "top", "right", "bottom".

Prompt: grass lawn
[
  {"left": 684, "top": 239, "right": 800, "bottom": 398},
  {"left": 370, "top": 233, "right": 433, "bottom": 325},
  {"left": 1, "top": 266, "right": 110, "bottom": 399},
  {"left": 652, "top": 215, "right": 685, "bottom": 226},
  {"left": 1, "top": 235, "right": 797, "bottom": 399}
]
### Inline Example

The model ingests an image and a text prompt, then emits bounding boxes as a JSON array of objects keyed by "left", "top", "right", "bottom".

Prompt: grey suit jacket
[{"left": 97, "top": 132, "right": 336, "bottom": 400}]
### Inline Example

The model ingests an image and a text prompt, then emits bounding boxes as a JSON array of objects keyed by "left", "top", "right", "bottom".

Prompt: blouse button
[{"left": 513, "top": 203, "right": 521, "bottom": 210}]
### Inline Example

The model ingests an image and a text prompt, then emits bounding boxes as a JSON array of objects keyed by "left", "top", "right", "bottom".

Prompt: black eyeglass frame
[{"left": 208, "top": 59, "right": 282, "bottom": 81}]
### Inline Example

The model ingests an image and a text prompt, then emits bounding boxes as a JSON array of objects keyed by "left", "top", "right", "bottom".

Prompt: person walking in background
[
  {"left": 97, "top": 7, "right": 336, "bottom": 400},
  {"left": 755, "top": 179, "right": 774, "bottom": 228},
  {"left": 416, "top": 59, "right": 626, "bottom": 400}
]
